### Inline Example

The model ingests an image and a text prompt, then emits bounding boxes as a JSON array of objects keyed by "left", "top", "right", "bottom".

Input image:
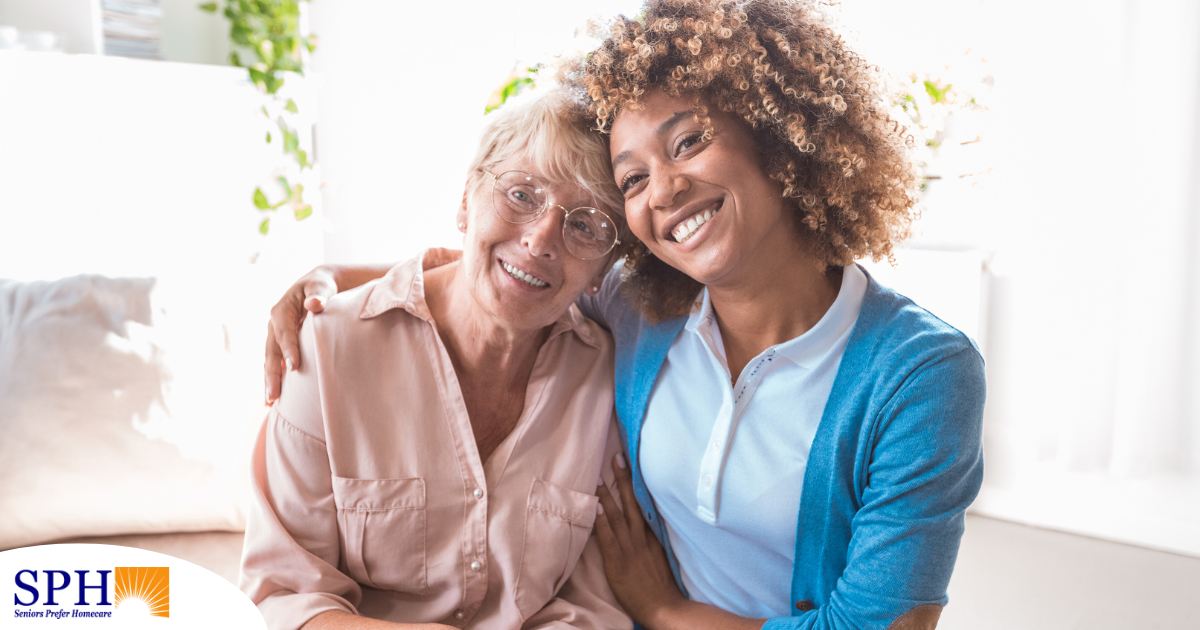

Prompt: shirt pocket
[
  {"left": 332, "top": 476, "right": 427, "bottom": 595},
  {"left": 513, "top": 478, "right": 599, "bottom": 620}
]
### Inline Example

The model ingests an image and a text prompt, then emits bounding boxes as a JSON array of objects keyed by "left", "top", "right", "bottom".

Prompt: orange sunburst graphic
[{"left": 114, "top": 567, "right": 169, "bottom": 618}]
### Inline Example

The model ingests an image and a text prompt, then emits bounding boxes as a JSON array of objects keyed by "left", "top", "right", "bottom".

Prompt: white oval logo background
[{"left": 1, "top": 544, "right": 265, "bottom": 629}]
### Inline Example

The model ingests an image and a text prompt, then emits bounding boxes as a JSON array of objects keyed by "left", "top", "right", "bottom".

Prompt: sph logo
[
  {"left": 15, "top": 570, "right": 113, "bottom": 606},
  {"left": 2, "top": 543, "right": 263, "bottom": 626},
  {"left": 13, "top": 567, "right": 169, "bottom": 618}
]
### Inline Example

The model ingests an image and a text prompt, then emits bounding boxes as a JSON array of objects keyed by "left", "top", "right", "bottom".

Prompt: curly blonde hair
[{"left": 567, "top": 0, "right": 921, "bottom": 320}]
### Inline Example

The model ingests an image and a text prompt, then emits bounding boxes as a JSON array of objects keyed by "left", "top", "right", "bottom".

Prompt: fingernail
[
  {"left": 615, "top": 453, "right": 626, "bottom": 469},
  {"left": 596, "top": 503, "right": 604, "bottom": 515},
  {"left": 286, "top": 357, "right": 294, "bottom": 372}
]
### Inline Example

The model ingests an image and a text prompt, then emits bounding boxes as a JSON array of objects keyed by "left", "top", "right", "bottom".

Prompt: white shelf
[{"left": 0, "top": 0, "right": 228, "bottom": 63}]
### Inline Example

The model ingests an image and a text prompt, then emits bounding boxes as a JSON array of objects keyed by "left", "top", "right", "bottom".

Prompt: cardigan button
[{"left": 795, "top": 600, "right": 814, "bottom": 611}]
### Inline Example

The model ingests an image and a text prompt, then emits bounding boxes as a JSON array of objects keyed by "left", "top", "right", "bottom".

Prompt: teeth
[
  {"left": 672, "top": 205, "right": 719, "bottom": 243},
  {"left": 501, "top": 262, "right": 548, "bottom": 288}
]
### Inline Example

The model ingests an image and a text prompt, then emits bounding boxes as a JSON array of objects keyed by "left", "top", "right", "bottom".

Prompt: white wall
[
  {"left": 308, "top": 0, "right": 642, "bottom": 265},
  {"left": 0, "top": 50, "right": 323, "bottom": 329},
  {"left": 160, "top": 0, "right": 229, "bottom": 65}
]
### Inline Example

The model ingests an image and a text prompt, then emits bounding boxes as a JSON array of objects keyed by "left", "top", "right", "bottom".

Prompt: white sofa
[
  {"left": 0, "top": 275, "right": 261, "bottom": 582},
  {"left": 0, "top": 51, "right": 322, "bottom": 582}
]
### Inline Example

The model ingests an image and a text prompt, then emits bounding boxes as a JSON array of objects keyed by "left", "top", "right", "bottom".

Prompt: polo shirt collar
[{"left": 683, "top": 264, "right": 867, "bottom": 370}]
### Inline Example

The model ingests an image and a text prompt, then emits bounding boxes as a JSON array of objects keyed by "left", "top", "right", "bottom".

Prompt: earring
[
  {"left": 457, "top": 221, "right": 466, "bottom": 231},
  {"left": 592, "top": 286, "right": 599, "bottom": 292}
]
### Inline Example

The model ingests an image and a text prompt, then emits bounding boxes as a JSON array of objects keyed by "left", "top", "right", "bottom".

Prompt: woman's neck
[
  {"left": 423, "top": 260, "right": 551, "bottom": 463},
  {"left": 423, "top": 261, "right": 549, "bottom": 387},
  {"left": 706, "top": 241, "right": 841, "bottom": 385}
]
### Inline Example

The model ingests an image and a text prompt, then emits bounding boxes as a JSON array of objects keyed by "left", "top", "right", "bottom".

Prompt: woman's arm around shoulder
[{"left": 265, "top": 263, "right": 393, "bottom": 403}]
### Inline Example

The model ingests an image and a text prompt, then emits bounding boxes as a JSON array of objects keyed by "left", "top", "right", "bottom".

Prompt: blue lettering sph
[{"left": 14, "top": 570, "right": 38, "bottom": 606}]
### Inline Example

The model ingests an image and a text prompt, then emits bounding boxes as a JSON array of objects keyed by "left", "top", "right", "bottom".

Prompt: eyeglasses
[{"left": 485, "top": 169, "right": 621, "bottom": 261}]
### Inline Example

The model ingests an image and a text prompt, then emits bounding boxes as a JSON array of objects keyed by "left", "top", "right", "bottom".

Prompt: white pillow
[{"left": 0, "top": 275, "right": 263, "bottom": 549}]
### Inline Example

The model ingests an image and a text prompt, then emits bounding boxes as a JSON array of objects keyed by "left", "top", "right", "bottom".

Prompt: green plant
[
  {"left": 484, "top": 64, "right": 542, "bottom": 114},
  {"left": 894, "top": 53, "right": 993, "bottom": 189},
  {"left": 199, "top": 0, "right": 315, "bottom": 234}
]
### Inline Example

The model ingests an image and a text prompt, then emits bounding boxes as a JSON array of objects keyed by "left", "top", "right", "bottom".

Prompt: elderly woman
[
  {"left": 265, "top": 1, "right": 986, "bottom": 629},
  {"left": 240, "top": 88, "right": 633, "bottom": 630}
]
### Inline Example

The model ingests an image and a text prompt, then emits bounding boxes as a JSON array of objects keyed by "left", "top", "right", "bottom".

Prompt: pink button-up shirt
[{"left": 240, "top": 250, "right": 630, "bottom": 630}]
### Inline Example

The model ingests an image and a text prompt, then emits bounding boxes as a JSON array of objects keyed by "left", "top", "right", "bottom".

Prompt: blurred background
[{"left": 1, "top": 0, "right": 1198, "bottom": 628}]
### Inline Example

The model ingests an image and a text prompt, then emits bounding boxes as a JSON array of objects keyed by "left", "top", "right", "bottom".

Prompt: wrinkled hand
[
  {"left": 595, "top": 454, "right": 687, "bottom": 629},
  {"left": 264, "top": 265, "right": 338, "bottom": 404}
]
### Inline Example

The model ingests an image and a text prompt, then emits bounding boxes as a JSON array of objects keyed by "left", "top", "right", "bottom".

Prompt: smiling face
[
  {"left": 610, "top": 89, "right": 804, "bottom": 290},
  {"left": 455, "top": 159, "right": 614, "bottom": 332}
]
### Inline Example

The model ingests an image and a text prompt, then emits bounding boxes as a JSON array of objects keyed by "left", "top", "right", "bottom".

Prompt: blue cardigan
[{"left": 578, "top": 265, "right": 986, "bottom": 630}]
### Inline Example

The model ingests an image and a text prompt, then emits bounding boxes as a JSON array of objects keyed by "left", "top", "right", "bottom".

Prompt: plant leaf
[
  {"left": 924, "top": 80, "right": 952, "bottom": 104},
  {"left": 265, "top": 131, "right": 271, "bottom": 143},
  {"left": 283, "top": 128, "right": 298, "bottom": 153},
  {"left": 294, "top": 205, "right": 312, "bottom": 221},
  {"left": 284, "top": 98, "right": 298, "bottom": 113},
  {"left": 248, "top": 67, "right": 267, "bottom": 88},
  {"left": 198, "top": 2, "right": 218, "bottom": 12},
  {"left": 253, "top": 187, "right": 270, "bottom": 209},
  {"left": 259, "top": 218, "right": 270, "bottom": 234}
]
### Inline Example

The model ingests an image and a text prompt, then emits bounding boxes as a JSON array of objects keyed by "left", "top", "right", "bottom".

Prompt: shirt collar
[
  {"left": 684, "top": 263, "right": 868, "bottom": 370},
  {"left": 684, "top": 286, "right": 715, "bottom": 333},
  {"left": 359, "top": 248, "right": 603, "bottom": 349}
]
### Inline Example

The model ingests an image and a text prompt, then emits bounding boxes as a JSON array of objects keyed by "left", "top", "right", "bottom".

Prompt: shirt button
[
  {"left": 795, "top": 600, "right": 814, "bottom": 611},
  {"left": 454, "top": 610, "right": 465, "bottom": 619},
  {"left": 473, "top": 488, "right": 484, "bottom": 500},
  {"left": 710, "top": 440, "right": 722, "bottom": 452},
  {"left": 470, "top": 560, "right": 482, "bottom": 572},
  {"left": 703, "top": 474, "right": 714, "bottom": 490}
]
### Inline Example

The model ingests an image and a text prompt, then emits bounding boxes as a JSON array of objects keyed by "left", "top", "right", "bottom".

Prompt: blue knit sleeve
[{"left": 764, "top": 344, "right": 986, "bottom": 630}]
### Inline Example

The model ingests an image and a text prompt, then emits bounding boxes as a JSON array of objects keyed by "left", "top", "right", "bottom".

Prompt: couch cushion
[{"left": 0, "top": 275, "right": 262, "bottom": 549}]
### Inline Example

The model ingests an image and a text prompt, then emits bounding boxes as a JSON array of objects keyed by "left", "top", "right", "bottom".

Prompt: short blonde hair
[{"left": 467, "top": 87, "right": 626, "bottom": 227}]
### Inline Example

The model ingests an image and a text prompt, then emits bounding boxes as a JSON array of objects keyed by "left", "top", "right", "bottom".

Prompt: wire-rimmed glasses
[{"left": 485, "top": 169, "right": 621, "bottom": 261}]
